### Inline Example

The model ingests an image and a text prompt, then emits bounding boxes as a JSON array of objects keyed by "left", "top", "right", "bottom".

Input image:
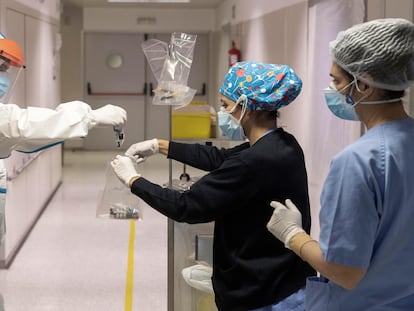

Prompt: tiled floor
[{"left": 0, "top": 150, "right": 198, "bottom": 311}]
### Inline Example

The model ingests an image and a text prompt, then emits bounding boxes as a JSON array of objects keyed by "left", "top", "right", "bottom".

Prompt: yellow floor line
[{"left": 125, "top": 220, "right": 135, "bottom": 311}]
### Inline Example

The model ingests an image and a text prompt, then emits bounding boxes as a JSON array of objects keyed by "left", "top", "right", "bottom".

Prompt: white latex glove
[
  {"left": 91, "top": 105, "right": 127, "bottom": 127},
  {"left": 266, "top": 199, "right": 305, "bottom": 248},
  {"left": 125, "top": 139, "right": 159, "bottom": 163},
  {"left": 110, "top": 155, "right": 140, "bottom": 187},
  {"left": 181, "top": 264, "right": 214, "bottom": 294}
]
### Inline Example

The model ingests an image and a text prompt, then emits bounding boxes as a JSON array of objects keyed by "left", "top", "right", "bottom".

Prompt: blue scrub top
[{"left": 307, "top": 117, "right": 414, "bottom": 310}]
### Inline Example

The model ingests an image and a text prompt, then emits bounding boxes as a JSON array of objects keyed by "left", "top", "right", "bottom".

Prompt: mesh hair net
[
  {"left": 330, "top": 18, "right": 414, "bottom": 91},
  {"left": 219, "top": 62, "right": 302, "bottom": 111}
]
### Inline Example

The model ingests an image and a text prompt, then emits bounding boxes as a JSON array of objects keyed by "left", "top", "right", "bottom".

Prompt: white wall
[
  {"left": 60, "top": 5, "right": 83, "bottom": 102},
  {"left": 216, "top": 0, "right": 306, "bottom": 28},
  {"left": 6, "top": 0, "right": 60, "bottom": 20},
  {"left": 367, "top": 0, "right": 413, "bottom": 21},
  {"left": 234, "top": 2, "right": 308, "bottom": 142},
  {"left": 83, "top": 7, "right": 215, "bottom": 33},
  {"left": 367, "top": 0, "right": 414, "bottom": 116},
  {"left": 0, "top": 0, "right": 62, "bottom": 268}
]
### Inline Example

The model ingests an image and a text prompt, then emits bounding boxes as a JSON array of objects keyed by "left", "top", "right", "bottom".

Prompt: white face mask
[
  {"left": 324, "top": 80, "right": 402, "bottom": 121},
  {"left": 217, "top": 95, "right": 248, "bottom": 140},
  {"left": 323, "top": 81, "right": 359, "bottom": 120}
]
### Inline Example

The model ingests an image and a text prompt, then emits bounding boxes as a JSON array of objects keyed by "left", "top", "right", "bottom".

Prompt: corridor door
[{"left": 83, "top": 32, "right": 147, "bottom": 149}]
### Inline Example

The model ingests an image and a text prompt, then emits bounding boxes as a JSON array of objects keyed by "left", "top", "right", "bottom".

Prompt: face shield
[
  {"left": 0, "top": 35, "right": 25, "bottom": 104},
  {"left": 0, "top": 57, "right": 23, "bottom": 103}
]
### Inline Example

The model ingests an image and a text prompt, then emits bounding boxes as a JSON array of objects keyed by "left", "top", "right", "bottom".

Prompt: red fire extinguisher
[{"left": 228, "top": 41, "right": 241, "bottom": 67}]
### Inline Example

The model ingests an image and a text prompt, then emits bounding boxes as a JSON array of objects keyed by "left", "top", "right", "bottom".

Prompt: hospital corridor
[
  {"left": 0, "top": 0, "right": 413, "bottom": 310},
  {"left": 0, "top": 150, "right": 173, "bottom": 311}
]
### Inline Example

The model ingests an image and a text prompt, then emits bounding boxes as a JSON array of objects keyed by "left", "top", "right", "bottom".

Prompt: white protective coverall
[
  {"left": 0, "top": 33, "right": 127, "bottom": 310},
  {"left": 0, "top": 100, "right": 122, "bottom": 241}
]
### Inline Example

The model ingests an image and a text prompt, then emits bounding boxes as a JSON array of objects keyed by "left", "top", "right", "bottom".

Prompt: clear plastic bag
[
  {"left": 96, "top": 162, "right": 142, "bottom": 220},
  {"left": 142, "top": 32, "right": 197, "bottom": 106}
]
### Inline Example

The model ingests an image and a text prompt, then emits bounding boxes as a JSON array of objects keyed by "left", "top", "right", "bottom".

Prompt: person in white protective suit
[{"left": 0, "top": 35, "right": 126, "bottom": 310}]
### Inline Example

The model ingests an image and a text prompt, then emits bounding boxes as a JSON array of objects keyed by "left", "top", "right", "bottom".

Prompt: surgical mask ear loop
[
  {"left": 352, "top": 79, "right": 395, "bottom": 105},
  {"left": 346, "top": 81, "right": 359, "bottom": 106},
  {"left": 236, "top": 94, "right": 248, "bottom": 123},
  {"left": 338, "top": 78, "right": 363, "bottom": 107},
  {"left": 350, "top": 76, "right": 383, "bottom": 106},
  {"left": 228, "top": 94, "right": 246, "bottom": 114},
  {"left": 332, "top": 80, "right": 354, "bottom": 94},
  {"left": 351, "top": 75, "right": 404, "bottom": 105}
]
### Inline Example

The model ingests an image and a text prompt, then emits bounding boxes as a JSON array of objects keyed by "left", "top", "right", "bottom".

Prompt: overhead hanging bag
[{"left": 142, "top": 32, "right": 197, "bottom": 106}]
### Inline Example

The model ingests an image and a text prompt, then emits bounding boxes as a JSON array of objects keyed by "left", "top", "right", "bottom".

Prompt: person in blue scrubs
[{"left": 267, "top": 18, "right": 414, "bottom": 310}]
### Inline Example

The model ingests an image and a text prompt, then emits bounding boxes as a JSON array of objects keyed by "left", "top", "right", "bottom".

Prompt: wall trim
[{"left": 0, "top": 180, "right": 62, "bottom": 269}]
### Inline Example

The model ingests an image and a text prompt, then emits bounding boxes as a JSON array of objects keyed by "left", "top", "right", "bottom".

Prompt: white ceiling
[{"left": 61, "top": 0, "right": 226, "bottom": 9}]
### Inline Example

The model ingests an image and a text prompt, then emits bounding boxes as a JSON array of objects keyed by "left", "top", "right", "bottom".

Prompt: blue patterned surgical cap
[{"left": 219, "top": 62, "right": 302, "bottom": 111}]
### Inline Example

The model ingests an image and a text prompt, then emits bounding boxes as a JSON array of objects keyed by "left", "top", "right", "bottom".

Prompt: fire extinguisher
[{"left": 228, "top": 40, "right": 241, "bottom": 67}]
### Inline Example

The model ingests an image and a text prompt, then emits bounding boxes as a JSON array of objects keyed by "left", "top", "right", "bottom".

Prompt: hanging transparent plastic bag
[
  {"left": 96, "top": 162, "right": 142, "bottom": 220},
  {"left": 142, "top": 32, "right": 197, "bottom": 106}
]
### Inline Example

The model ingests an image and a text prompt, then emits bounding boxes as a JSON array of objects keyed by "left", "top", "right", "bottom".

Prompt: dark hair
[
  {"left": 383, "top": 89, "right": 405, "bottom": 100},
  {"left": 267, "top": 110, "right": 279, "bottom": 118},
  {"left": 238, "top": 103, "right": 280, "bottom": 119},
  {"left": 250, "top": 109, "right": 279, "bottom": 123}
]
